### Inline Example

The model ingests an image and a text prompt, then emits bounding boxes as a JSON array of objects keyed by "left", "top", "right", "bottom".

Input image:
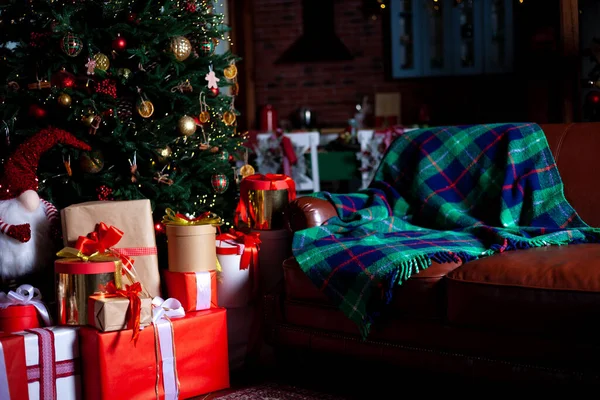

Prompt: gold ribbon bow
[{"left": 161, "top": 208, "right": 223, "bottom": 226}]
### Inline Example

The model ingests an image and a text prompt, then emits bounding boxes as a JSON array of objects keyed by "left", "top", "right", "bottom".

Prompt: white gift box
[
  {"left": 216, "top": 240, "right": 251, "bottom": 308},
  {"left": 17, "top": 327, "right": 81, "bottom": 400}
]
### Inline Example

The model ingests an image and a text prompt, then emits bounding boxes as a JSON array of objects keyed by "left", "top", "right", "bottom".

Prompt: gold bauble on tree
[
  {"left": 157, "top": 145, "right": 172, "bottom": 164},
  {"left": 80, "top": 150, "right": 105, "bottom": 173},
  {"left": 170, "top": 36, "right": 192, "bottom": 62},
  {"left": 137, "top": 100, "right": 154, "bottom": 118},
  {"left": 82, "top": 112, "right": 96, "bottom": 126},
  {"left": 93, "top": 53, "right": 110, "bottom": 71},
  {"left": 239, "top": 164, "right": 255, "bottom": 179},
  {"left": 178, "top": 115, "right": 197, "bottom": 136},
  {"left": 58, "top": 93, "right": 72, "bottom": 107}
]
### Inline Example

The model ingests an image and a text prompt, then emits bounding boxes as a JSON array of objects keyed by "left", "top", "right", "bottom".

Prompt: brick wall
[{"left": 252, "top": 0, "right": 550, "bottom": 129}]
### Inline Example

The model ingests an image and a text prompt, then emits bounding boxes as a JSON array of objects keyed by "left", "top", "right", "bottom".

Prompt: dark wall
[{"left": 251, "top": 0, "right": 563, "bottom": 128}]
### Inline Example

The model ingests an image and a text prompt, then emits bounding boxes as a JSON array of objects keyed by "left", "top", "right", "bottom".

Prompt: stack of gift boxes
[
  {"left": 0, "top": 173, "right": 297, "bottom": 399},
  {"left": 0, "top": 199, "right": 229, "bottom": 399},
  {"left": 222, "top": 173, "right": 295, "bottom": 368}
]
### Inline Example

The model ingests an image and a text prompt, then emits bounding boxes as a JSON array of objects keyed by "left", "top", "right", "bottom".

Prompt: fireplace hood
[{"left": 275, "top": 0, "right": 353, "bottom": 64}]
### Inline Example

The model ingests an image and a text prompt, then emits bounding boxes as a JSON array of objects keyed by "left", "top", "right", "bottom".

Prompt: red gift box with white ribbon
[
  {"left": 80, "top": 305, "right": 229, "bottom": 400},
  {"left": 0, "top": 327, "right": 81, "bottom": 400},
  {"left": 162, "top": 270, "right": 218, "bottom": 312}
]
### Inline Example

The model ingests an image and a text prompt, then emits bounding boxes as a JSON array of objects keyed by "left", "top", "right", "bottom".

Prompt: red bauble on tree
[
  {"left": 127, "top": 12, "right": 140, "bottom": 24},
  {"left": 211, "top": 173, "right": 229, "bottom": 193},
  {"left": 112, "top": 34, "right": 127, "bottom": 51},
  {"left": 51, "top": 68, "right": 76, "bottom": 89},
  {"left": 208, "top": 86, "right": 219, "bottom": 97},
  {"left": 28, "top": 104, "right": 47, "bottom": 119},
  {"left": 586, "top": 90, "right": 600, "bottom": 105}
]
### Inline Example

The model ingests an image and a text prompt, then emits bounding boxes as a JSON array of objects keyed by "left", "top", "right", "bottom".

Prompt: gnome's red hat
[{"left": 0, "top": 127, "right": 91, "bottom": 200}]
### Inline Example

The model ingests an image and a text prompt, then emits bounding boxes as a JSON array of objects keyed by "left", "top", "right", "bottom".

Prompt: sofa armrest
[{"left": 285, "top": 196, "right": 337, "bottom": 232}]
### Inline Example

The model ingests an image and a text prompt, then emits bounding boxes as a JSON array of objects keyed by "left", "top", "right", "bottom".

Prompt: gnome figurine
[{"left": 0, "top": 127, "right": 91, "bottom": 280}]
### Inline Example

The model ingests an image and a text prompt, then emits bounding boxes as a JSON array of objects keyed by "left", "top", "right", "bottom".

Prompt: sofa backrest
[{"left": 542, "top": 123, "right": 600, "bottom": 228}]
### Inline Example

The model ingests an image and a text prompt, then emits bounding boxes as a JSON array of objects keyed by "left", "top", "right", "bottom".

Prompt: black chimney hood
[{"left": 275, "top": 0, "right": 354, "bottom": 64}]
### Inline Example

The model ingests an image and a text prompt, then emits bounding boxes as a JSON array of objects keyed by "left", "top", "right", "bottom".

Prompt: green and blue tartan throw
[{"left": 292, "top": 123, "right": 600, "bottom": 338}]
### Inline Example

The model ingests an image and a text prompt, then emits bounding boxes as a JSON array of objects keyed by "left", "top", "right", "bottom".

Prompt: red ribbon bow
[
  {"left": 216, "top": 228, "right": 261, "bottom": 271},
  {"left": 101, "top": 281, "right": 144, "bottom": 344},
  {"left": 234, "top": 174, "right": 296, "bottom": 229},
  {"left": 75, "top": 222, "right": 134, "bottom": 274}
]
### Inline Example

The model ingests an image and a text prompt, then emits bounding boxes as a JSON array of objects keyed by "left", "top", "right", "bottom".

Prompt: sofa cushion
[
  {"left": 446, "top": 244, "right": 600, "bottom": 338},
  {"left": 283, "top": 256, "right": 463, "bottom": 320}
]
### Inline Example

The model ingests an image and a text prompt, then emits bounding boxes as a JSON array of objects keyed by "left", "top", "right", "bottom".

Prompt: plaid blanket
[{"left": 292, "top": 123, "right": 600, "bottom": 338}]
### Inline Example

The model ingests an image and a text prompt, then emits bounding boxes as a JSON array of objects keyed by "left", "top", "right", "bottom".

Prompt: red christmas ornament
[
  {"left": 208, "top": 86, "right": 219, "bottom": 97},
  {"left": 211, "top": 173, "right": 229, "bottom": 194},
  {"left": 51, "top": 69, "right": 76, "bottom": 89},
  {"left": 96, "top": 185, "right": 113, "bottom": 201},
  {"left": 154, "top": 222, "right": 165, "bottom": 234},
  {"left": 127, "top": 12, "right": 140, "bottom": 24},
  {"left": 103, "top": 108, "right": 115, "bottom": 117},
  {"left": 112, "top": 34, "right": 127, "bottom": 51},
  {"left": 587, "top": 91, "right": 600, "bottom": 105},
  {"left": 28, "top": 104, "right": 47, "bottom": 119}
]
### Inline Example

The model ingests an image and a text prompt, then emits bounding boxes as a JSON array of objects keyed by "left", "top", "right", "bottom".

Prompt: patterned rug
[{"left": 209, "top": 383, "right": 347, "bottom": 400}]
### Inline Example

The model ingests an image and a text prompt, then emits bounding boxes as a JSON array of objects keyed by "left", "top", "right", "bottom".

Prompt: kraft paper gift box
[
  {"left": 162, "top": 270, "right": 218, "bottom": 312},
  {"left": 79, "top": 308, "right": 229, "bottom": 400},
  {"left": 162, "top": 208, "right": 221, "bottom": 273},
  {"left": 166, "top": 224, "right": 217, "bottom": 272},
  {"left": 60, "top": 200, "right": 161, "bottom": 298},
  {"left": 87, "top": 295, "right": 153, "bottom": 332},
  {"left": 0, "top": 327, "right": 81, "bottom": 400}
]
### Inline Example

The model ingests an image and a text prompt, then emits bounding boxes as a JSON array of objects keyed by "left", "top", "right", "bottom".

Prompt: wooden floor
[{"left": 191, "top": 344, "right": 597, "bottom": 399}]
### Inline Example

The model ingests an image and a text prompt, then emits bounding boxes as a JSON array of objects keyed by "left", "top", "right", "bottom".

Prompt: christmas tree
[{"left": 0, "top": 0, "right": 242, "bottom": 224}]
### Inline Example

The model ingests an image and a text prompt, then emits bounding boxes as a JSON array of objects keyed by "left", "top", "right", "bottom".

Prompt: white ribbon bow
[
  {"left": 151, "top": 297, "right": 185, "bottom": 400},
  {"left": 0, "top": 284, "right": 52, "bottom": 326},
  {"left": 151, "top": 297, "right": 186, "bottom": 323}
]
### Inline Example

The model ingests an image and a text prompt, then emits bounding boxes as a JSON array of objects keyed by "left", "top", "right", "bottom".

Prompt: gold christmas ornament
[
  {"left": 157, "top": 145, "right": 172, "bottom": 164},
  {"left": 239, "top": 164, "right": 255, "bottom": 179},
  {"left": 117, "top": 68, "right": 131, "bottom": 80},
  {"left": 80, "top": 150, "right": 105, "bottom": 173},
  {"left": 82, "top": 113, "right": 96, "bottom": 126},
  {"left": 198, "top": 110, "right": 210, "bottom": 124},
  {"left": 57, "top": 93, "right": 72, "bottom": 107},
  {"left": 222, "top": 111, "right": 236, "bottom": 126},
  {"left": 170, "top": 36, "right": 192, "bottom": 62},
  {"left": 178, "top": 115, "right": 197, "bottom": 136},
  {"left": 137, "top": 100, "right": 154, "bottom": 118},
  {"left": 159, "top": 146, "right": 173, "bottom": 158},
  {"left": 93, "top": 53, "right": 110, "bottom": 71},
  {"left": 224, "top": 64, "right": 238, "bottom": 80}
]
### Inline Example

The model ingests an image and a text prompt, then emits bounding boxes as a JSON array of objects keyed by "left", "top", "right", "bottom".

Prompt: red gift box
[
  {"left": 0, "top": 285, "right": 52, "bottom": 334},
  {"left": 0, "top": 334, "right": 28, "bottom": 399},
  {"left": 0, "top": 305, "right": 41, "bottom": 333},
  {"left": 162, "top": 270, "right": 218, "bottom": 312},
  {"left": 80, "top": 308, "right": 229, "bottom": 400}
]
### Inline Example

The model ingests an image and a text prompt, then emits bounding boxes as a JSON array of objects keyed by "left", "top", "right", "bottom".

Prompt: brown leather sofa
[{"left": 264, "top": 123, "right": 600, "bottom": 385}]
